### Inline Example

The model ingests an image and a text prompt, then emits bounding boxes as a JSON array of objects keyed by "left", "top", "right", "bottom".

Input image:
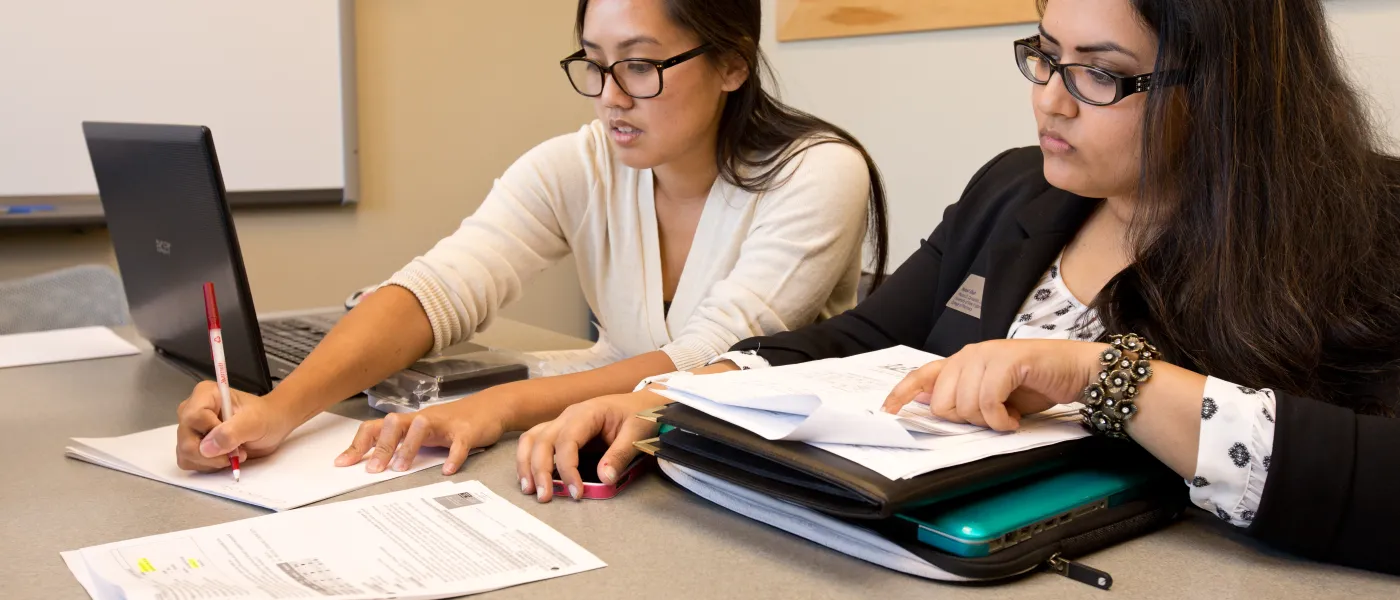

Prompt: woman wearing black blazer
[{"left": 520, "top": 0, "right": 1400, "bottom": 575}]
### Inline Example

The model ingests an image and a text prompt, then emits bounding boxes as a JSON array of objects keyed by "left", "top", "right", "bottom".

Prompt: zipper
[{"left": 1046, "top": 553, "right": 1113, "bottom": 590}]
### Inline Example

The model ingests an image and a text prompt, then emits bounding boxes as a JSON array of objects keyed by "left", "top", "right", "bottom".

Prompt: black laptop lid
[{"left": 83, "top": 122, "right": 273, "bottom": 394}]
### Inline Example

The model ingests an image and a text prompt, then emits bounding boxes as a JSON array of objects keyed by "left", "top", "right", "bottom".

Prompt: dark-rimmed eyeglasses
[
  {"left": 560, "top": 45, "right": 711, "bottom": 99},
  {"left": 1013, "top": 35, "right": 1180, "bottom": 106}
]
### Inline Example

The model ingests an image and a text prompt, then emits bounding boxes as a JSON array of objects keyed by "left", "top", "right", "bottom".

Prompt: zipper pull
[{"left": 1046, "top": 553, "right": 1113, "bottom": 590}]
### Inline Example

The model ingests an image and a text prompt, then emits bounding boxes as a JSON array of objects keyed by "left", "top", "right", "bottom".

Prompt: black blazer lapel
[{"left": 980, "top": 189, "right": 1100, "bottom": 340}]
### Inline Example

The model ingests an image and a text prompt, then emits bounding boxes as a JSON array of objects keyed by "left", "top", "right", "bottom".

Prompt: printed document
[{"left": 61, "top": 480, "right": 605, "bottom": 600}]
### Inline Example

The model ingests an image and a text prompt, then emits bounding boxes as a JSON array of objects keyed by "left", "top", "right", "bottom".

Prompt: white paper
[
  {"left": 813, "top": 411, "right": 1088, "bottom": 480},
  {"left": 0, "top": 326, "right": 139, "bottom": 369},
  {"left": 60, "top": 551, "right": 103, "bottom": 600},
  {"left": 661, "top": 387, "right": 1086, "bottom": 476},
  {"left": 661, "top": 346, "right": 1075, "bottom": 448},
  {"left": 66, "top": 412, "right": 449, "bottom": 511},
  {"left": 61, "top": 480, "right": 606, "bottom": 600}
]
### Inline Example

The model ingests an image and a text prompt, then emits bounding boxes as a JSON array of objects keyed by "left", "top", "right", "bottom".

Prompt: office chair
[{"left": 0, "top": 264, "right": 130, "bottom": 334}]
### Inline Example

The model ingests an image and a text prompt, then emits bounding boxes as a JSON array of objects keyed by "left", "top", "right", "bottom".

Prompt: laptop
[
  {"left": 883, "top": 464, "right": 1169, "bottom": 558},
  {"left": 81, "top": 121, "right": 482, "bottom": 395}
]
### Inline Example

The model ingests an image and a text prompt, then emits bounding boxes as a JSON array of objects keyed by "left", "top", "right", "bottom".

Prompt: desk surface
[{"left": 3, "top": 320, "right": 1396, "bottom": 599}]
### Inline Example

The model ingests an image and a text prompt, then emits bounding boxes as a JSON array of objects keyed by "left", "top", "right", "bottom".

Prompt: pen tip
[{"left": 233, "top": 469, "right": 241, "bottom": 482}]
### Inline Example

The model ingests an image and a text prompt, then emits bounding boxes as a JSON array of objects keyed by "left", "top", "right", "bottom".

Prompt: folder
[{"left": 639, "top": 403, "right": 1152, "bottom": 519}]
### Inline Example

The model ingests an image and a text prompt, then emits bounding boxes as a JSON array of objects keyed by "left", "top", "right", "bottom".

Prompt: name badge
[{"left": 946, "top": 274, "right": 985, "bottom": 319}]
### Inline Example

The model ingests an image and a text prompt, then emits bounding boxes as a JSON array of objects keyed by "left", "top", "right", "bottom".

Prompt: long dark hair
[
  {"left": 575, "top": 0, "right": 890, "bottom": 284},
  {"left": 1065, "top": 0, "right": 1400, "bottom": 415}
]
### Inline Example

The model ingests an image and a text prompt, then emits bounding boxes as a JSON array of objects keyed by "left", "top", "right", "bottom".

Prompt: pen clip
[
  {"left": 634, "top": 406, "right": 667, "bottom": 423},
  {"left": 633, "top": 437, "right": 661, "bottom": 456}
]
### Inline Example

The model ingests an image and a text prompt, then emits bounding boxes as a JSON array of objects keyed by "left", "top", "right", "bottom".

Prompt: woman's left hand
[{"left": 880, "top": 339, "right": 1107, "bottom": 431}]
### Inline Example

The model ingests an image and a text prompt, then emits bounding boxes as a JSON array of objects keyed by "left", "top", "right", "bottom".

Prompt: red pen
[{"left": 203, "top": 282, "right": 241, "bottom": 482}]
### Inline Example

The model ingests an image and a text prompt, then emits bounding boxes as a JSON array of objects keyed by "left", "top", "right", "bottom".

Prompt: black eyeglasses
[
  {"left": 1013, "top": 35, "right": 1180, "bottom": 106},
  {"left": 560, "top": 45, "right": 711, "bottom": 99}
]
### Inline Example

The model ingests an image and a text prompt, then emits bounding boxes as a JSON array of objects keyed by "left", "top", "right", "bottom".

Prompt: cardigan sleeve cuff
[
  {"left": 661, "top": 337, "right": 723, "bottom": 372},
  {"left": 382, "top": 263, "right": 462, "bottom": 353}
]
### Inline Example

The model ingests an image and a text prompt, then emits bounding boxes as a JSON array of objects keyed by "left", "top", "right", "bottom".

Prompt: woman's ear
[{"left": 717, "top": 50, "right": 751, "bottom": 93}]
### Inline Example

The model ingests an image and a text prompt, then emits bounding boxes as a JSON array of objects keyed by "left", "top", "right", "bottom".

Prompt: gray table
[{"left": 3, "top": 321, "right": 1397, "bottom": 599}]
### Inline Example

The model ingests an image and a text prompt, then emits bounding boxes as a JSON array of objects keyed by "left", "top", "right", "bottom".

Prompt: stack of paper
[
  {"left": 657, "top": 346, "right": 1089, "bottom": 480},
  {"left": 66, "top": 412, "right": 451, "bottom": 511},
  {"left": 61, "top": 480, "right": 606, "bottom": 600}
]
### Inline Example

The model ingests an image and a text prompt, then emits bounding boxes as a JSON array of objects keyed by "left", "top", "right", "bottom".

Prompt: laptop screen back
[{"left": 83, "top": 122, "right": 273, "bottom": 394}]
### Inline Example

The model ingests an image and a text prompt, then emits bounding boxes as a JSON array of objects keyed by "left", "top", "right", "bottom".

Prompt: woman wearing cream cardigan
[{"left": 172, "top": 0, "right": 890, "bottom": 489}]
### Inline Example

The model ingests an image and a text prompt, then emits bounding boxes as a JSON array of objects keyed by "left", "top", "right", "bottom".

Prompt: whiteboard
[{"left": 0, "top": 0, "right": 356, "bottom": 201}]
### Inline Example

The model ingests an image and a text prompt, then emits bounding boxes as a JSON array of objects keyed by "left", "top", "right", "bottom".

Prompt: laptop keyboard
[{"left": 260, "top": 318, "right": 332, "bottom": 365}]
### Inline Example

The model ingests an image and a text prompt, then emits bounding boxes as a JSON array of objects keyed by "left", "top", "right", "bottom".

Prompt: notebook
[{"left": 65, "top": 412, "right": 450, "bottom": 510}]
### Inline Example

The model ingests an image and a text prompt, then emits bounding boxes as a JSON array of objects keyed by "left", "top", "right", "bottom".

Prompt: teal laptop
[{"left": 892, "top": 465, "right": 1160, "bottom": 558}]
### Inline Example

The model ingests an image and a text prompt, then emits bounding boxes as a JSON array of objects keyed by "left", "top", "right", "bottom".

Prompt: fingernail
[
  {"left": 199, "top": 440, "right": 219, "bottom": 457},
  {"left": 599, "top": 466, "right": 617, "bottom": 485},
  {"left": 537, "top": 486, "right": 550, "bottom": 502},
  {"left": 366, "top": 457, "right": 383, "bottom": 472},
  {"left": 393, "top": 458, "right": 409, "bottom": 472},
  {"left": 443, "top": 462, "right": 458, "bottom": 475},
  {"left": 569, "top": 484, "right": 581, "bottom": 500},
  {"left": 521, "top": 478, "right": 531, "bottom": 494}
]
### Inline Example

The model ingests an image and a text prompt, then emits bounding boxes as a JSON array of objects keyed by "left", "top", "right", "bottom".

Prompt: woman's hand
[
  {"left": 881, "top": 339, "right": 1106, "bottom": 431},
  {"left": 176, "top": 382, "right": 299, "bottom": 472},
  {"left": 335, "top": 396, "right": 514, "bottom": 476},
  {"left": 516, "top": 391, "right": 664, "bottom": 503}
]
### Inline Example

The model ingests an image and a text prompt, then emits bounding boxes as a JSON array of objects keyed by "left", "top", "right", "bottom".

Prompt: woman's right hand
[{"left": 175, "top": 381, "right": 298, "bottom": 472}]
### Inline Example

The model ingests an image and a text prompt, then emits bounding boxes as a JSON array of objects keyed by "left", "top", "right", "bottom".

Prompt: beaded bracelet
[{"left": 1080, "top": 333, "right": 1158, "bottom": 440}]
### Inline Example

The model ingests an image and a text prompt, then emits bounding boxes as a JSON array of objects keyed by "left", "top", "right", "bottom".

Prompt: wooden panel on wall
[{"left": 777, "top": 0, "right": 1040, "bottom": 42}]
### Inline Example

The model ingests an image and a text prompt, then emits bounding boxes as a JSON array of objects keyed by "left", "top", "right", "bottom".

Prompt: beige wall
[
  {"left": 9, "top": 0, "right": 1396, "bottom": 335},
  {"left": 0, "top": 0, "right": 597, "bottom": 339}
]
